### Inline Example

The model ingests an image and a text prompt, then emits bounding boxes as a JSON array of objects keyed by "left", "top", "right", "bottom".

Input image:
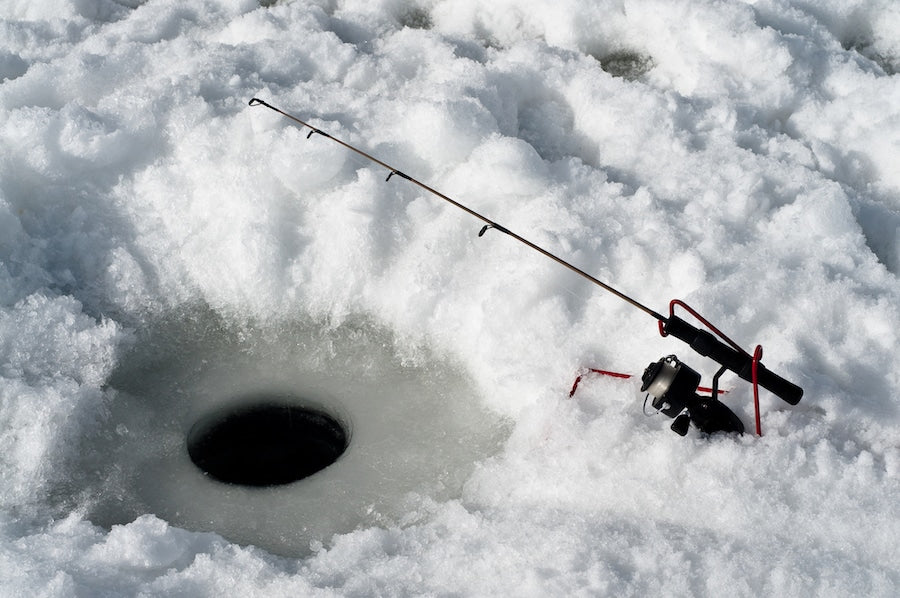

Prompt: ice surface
[{"left": 1, "top": 0, "right": 899, "bottom": 595}]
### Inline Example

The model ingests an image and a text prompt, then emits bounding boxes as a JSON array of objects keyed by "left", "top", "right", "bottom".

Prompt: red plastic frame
[{"left": 569, "top": 299, "right": 765, "bottom": 436}]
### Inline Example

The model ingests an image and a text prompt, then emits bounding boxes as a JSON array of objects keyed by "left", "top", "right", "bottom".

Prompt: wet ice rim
[{"left": 70, "top": 305, "right": 509, "bottom": 556}]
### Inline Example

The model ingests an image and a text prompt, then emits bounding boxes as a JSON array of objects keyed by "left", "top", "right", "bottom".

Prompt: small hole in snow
[
  {"left": 399, "top": 7, "right": 432, "bottom": 30},
  {"left": 597, "top": 51, "right": 655, "bottom": 80}
]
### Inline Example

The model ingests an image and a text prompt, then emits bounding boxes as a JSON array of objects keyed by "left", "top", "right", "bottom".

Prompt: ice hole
[
  {"left": 66, "top": 307, "right": 510, "bottom": 555},
  {"left": 187, "top": 401, "right": 348, "bottom": 487}
]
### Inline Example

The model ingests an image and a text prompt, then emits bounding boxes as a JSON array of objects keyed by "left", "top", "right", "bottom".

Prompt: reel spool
[{"left": 641, "top": 356, "right": 744, "bottom": 436}]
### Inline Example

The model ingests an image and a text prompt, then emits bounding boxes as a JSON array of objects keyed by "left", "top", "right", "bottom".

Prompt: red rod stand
[
  {"left": 752, "top": 345, "right": 763, "bottom": 436},
  {"left": 662, "top": 299, "right": 765, "bottom": 436},
  {"left": 570, "top": 300, "right": 766, "bottom": 437}
]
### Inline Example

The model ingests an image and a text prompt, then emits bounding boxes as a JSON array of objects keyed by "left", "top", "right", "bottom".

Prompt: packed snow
[{"left": 1, "top": 0, "right": 899, "bottom": 595}]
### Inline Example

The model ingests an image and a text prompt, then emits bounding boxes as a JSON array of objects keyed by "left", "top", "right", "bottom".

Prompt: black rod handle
[{"left": 663, "top": 315, "right": 803, "bottom": 405}]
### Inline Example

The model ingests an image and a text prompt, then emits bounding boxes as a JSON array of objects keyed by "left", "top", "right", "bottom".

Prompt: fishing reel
[{"left": 641, "top": 355, "right": 744, "bottom": 436}]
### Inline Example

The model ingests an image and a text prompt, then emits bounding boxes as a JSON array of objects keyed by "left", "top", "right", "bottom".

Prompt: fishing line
[{"left": 248, "top": 97, "right": 803, "bottom": 437}]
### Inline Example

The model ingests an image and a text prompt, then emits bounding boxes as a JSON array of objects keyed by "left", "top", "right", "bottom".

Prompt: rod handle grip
[{"left": 663, "top": 315, "right": 803, "bottom": 405}]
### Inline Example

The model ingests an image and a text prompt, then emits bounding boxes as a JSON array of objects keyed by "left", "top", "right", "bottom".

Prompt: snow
[{"left": 1, "top": 0, "right": 899, "bottom": 595}]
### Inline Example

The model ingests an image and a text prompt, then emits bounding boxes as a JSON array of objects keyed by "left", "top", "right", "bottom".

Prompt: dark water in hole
[{"left": 187, "top": 401, "right": 349, "bottom": 486}]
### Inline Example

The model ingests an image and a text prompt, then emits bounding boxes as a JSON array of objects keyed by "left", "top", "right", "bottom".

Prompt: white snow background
[{"left": 2, "top": 0, "right": 900, "bottom": 595}]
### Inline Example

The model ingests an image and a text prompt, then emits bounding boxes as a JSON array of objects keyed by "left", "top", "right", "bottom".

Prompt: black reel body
[{"left": 641, "top": 356, "right": 744, "bottom": 436}]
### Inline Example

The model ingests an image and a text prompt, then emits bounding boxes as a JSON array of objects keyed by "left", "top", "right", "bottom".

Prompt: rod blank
[{"left": 248, "top": 97, "right": 666, "bottom": 322}]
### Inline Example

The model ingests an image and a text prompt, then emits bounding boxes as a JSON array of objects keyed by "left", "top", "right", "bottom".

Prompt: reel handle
[{"left": 663, "top": 315, "right": 803, "bottom": 405}]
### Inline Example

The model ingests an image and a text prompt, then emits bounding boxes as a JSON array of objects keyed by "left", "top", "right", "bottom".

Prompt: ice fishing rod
[{"left": 249, "top": 97, "right": 803, "bottom": 435}]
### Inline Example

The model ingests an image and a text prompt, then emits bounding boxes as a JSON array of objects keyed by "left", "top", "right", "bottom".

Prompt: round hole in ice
[
  {"left": 76, "top": 308, "right": 509, "bottom": 556},
  {"left": 187, "top": 401, "right": 348, "bottom": 487}
]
